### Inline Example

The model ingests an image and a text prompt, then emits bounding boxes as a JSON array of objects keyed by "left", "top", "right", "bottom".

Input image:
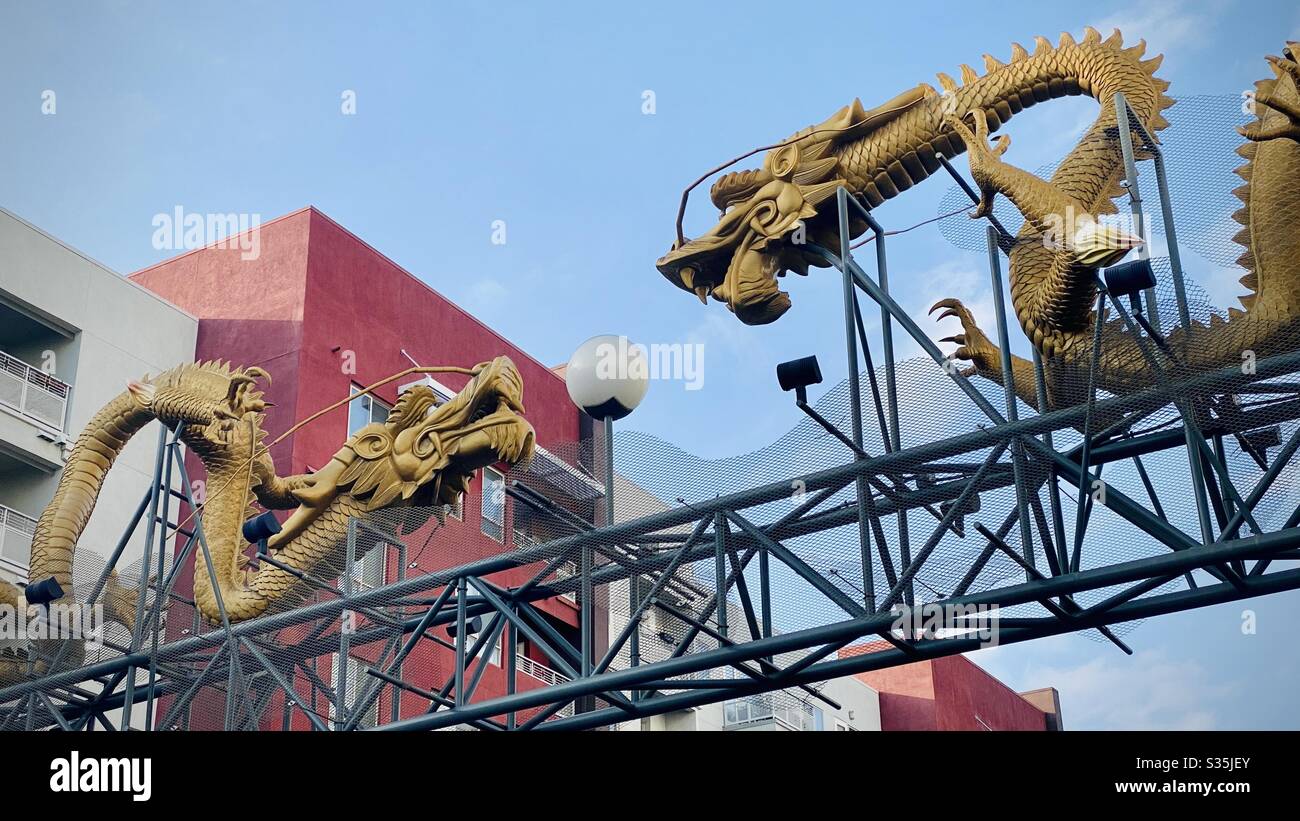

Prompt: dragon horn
[{"left": 243, "top": 366, "right": 272, "bottom": 386}]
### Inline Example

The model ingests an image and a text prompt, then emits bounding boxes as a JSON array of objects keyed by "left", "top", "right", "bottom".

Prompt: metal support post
[{"left": 987, "top": 226, "right": 1036, "bottom": 575}]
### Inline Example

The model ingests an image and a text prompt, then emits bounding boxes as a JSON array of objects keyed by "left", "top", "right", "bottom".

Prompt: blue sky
[{"left": 3, "top": 0, "right": 1299, "bottom": 728}]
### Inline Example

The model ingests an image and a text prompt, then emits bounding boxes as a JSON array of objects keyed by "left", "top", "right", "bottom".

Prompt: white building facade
[{"left": 0, "top": 207, "right": 197, "bottom": 587}]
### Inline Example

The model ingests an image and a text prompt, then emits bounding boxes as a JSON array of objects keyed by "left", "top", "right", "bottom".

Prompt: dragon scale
[
  {"left": 1, "top": 357, "right": 535, "bottom": 683},
  {"left": 657, "top": 28, "right": 1300, "bottom": 414}
]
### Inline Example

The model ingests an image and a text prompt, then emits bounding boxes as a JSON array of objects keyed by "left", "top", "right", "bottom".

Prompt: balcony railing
[
  {"left": 515, "top": 654, "right": 573, "bottom": 719},
  {"left": 0, "top": 350, "right": 70, "bottom": 431},
  {"left": 516, "top": 653, "right": 569, "bottom": 686},
  {"left": 724, "top": 694, "right": 817, "bottom": 731},
  {"left": 552, "top": 559, "right": 578, "bottom": 603},
  {"left": 0, "top": 503, "right": 36, "bottom": 578}
]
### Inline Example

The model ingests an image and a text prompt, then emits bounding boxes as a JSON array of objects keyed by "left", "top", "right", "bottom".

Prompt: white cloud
[
  {"left": 467, "top": 277, "right": 509, "bottom": 310},
  {"left": 901, "top": 256, "right": 1001, "bottom": 361},
  {"left": 1094, "top": 0, "right": 1223, "bottom": 55}
]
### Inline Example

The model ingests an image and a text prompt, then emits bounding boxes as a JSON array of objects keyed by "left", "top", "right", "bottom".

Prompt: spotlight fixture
[
  {"left": 1237, "top": 424, "right": 1281, "bottom": 471},
  {"left": 448, "top": 615, "right": 484, "bottom": 640},
  {"left": 242, "top": 511, "right": 282, "bottom": 555},
  {"left": 1103, "top": 258, "right": 1156, "bottom": 300},
  {"left": 939, "top": 493, "right": 982, "bottom": 533},
  {"left": 776, "top": 355, "right": 823, "bottom": 404},
  {"left": 779, "top": 355, "right": 867, "bottom": 459},
  {"left": 1243, "top": 425, "right": 1282, "bottom": 454},
  {"left": 24, "top": 576, "right": 64, "bottom": 606},
  {"left": 1101, "top": 259, "right": 1169, "bottom": 355}
]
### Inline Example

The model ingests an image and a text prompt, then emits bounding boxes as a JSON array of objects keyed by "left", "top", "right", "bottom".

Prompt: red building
[
  {"left": 131, "top": 206, "right": 601, "bottom": 728},
  {"left": 129, "top": 206, "right": 1059, "bottom": 731},
  {"left": 841, "top": 643, "right": 1063, "bottom": 731}
]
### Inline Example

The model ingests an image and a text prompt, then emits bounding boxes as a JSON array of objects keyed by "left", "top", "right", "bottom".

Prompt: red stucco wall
[
  {"left": 131, "top": 207, "right": 591, "bottom": 729},
  {"left": 843, "top": 644, "right": 1051, "bottom": 731}
]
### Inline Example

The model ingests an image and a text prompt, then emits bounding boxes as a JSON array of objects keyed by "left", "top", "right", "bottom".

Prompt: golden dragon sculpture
[
  {"left": 0, "top": 356, "right": 534, "bottom": 684},
  {"left": 657, "top": 28, "right": 1300, "bottom": 412}
]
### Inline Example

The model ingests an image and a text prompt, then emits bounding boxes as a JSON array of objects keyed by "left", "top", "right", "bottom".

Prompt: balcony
[
  {"left": 724, "top": 694, "right": 819, "bottom": 731},
  {"left": 0, "top": 502, "right": 36, "bottom": 580},
  {"left": 516, "top": 653, "right": 568, "bottom": 687},
  {"left": 0, "top": 349, "right": 70, "bottom": 432},
  {"left": 515, "top": 654, "right": 574, "bottom": 719}
]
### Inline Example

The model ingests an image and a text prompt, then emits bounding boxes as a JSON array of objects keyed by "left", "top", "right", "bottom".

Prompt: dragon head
[
  {"left": 657, "top": 86, "right": 935, "bottom": 325},
  {"left": 271, "top": 356, "right": 535, "bottom": 550},
  {"left": 126, "top": 361, "right": 273, "bottom": 443},
  {"left": 401, "top": 354, "right": 537, "bottom": 506}
]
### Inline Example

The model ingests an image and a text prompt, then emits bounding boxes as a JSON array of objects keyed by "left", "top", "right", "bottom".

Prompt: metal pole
[
  {"left": 579, "top": 414, "right": 610, "bottom": 709},
  {"left": 1032, "top": 352, "right": 1069, "bottom": 574},
  {"left": 1113, "top": 92, "right": 1163, "bottom": 330},
  {"left": 836, "top": 188, "right": 876, "bottom": 612},
  {"left": 1070, "top": 292, "right": 1109, "bottom": 572},
  {"left": 714, "top": 512, "right": 728, "bottom": 639},
  {"left": 391, "top": 542, "right": 407, "bottom": 725},
  {"left": 865, "top": 208, "right": 911, "bottom": 605},
  {"left": 121, "top": 423, "right": 167, "bottom": 729},
  {"left": 335, "top": 517, "right": 357, "bottom": 730},
  {"left": 454, "top": 576, "right": 467, "bottom": 709},
  {"left": 144, "top": 426, "right": 180, "bottom": 731},
  {"left": 505, "top": 614, "right": 517, "bottom": 729},
  {"left": 987, "top": 227, "right": 1036, "bottom": 575}
]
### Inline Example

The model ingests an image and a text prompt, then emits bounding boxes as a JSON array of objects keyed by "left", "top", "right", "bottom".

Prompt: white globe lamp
[{"left": 564, "top": 334, "right": 649, "bottom": 421}]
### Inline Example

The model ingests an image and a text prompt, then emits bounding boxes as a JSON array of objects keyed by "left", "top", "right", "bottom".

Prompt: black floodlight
[
  {"left": 24, "top": 576, "right": 64, "bottom": 606},
  {"left": 1103, "top": 258, "right": 1156, "bottom": 299},
  {"left": 242, "top": 511, "right": 282, "bottom": 544},
  {"left": 777, "top": 355, "right": 823, "bottom": 402},
  {"left": 780, "top": 354, "right": 867, "bottom": 459},
  {"left": 1244, "top": 425, "right": 1282, "bottom": 453},
  {"left": 243, "top": 511, "right": 282, "bottom": 558},
  {"left": 448, "top": 615, "right": 484, "bottom": 640}
]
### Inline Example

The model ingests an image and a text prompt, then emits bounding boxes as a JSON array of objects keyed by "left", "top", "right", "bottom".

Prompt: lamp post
[{"left": 564, "top": 335, "right": 648, "bottom": 706}]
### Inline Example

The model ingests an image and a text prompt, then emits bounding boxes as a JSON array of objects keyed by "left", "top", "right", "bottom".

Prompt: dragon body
[
  {"left": 0, "top": 357, "right": 534, "bottom": 684},
  {"left": 657, "top": 28, "right": 1300, "bottom": 412}
]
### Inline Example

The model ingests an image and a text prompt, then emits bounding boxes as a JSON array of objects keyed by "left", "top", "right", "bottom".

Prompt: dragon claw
[
  {"left": 943, "top": 110, "right": 1004, "bottom": 218},
  {"left": 1241, "top": 50, "right": 1300, "bottom": 142},
  {"left": 930, "top": 297, "right": 999, "bottom": 377}
]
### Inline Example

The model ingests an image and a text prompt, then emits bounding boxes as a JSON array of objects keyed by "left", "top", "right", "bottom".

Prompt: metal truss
[{"left": 4, "top": 93, "right": 1300, "bottom": 731}]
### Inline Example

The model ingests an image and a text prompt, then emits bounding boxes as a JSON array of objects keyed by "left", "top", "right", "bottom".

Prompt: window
[
  {"left": 347, "top": 385, "right": 390, "bottom": 436},
  {"left": 329, "top": 653, "right": 379, "bottom": 729},
  {"left": 481, "top": 467, "right": 505, "bottom": 542},
  {"left": 398, "top": 375, "right": 454, "bottom": 406}
]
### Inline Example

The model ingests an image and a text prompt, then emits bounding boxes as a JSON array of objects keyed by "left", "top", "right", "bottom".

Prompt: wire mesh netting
[
  {"left": 937, "top": 95, "right": 1253, "bottom": 271},
  {"left": 3, "top": 327, "right": 1296, "bottom": 732},
  {"left": 3, "top": 89, "right": 1299, "bottom": 732}
]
